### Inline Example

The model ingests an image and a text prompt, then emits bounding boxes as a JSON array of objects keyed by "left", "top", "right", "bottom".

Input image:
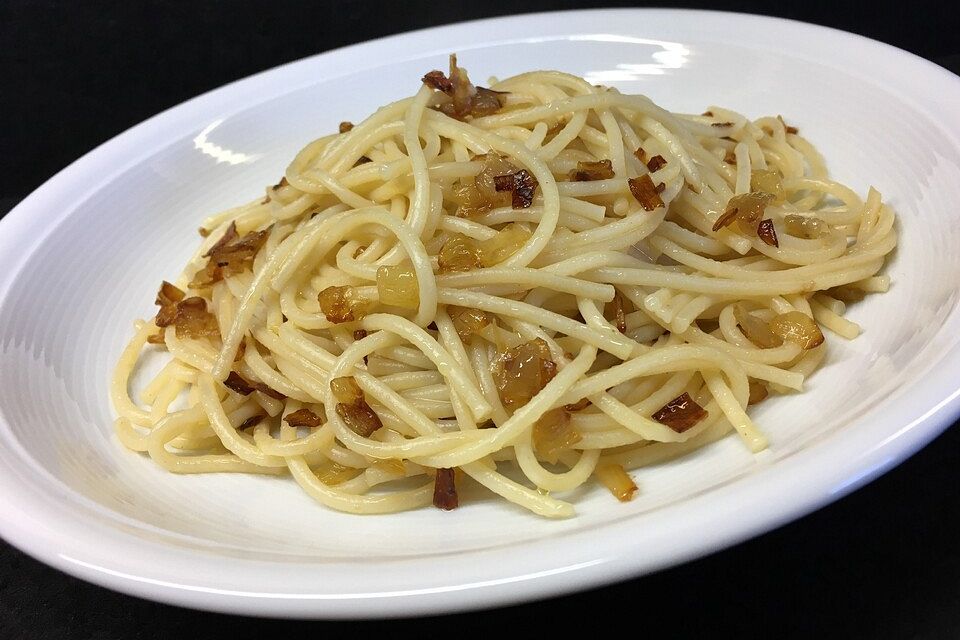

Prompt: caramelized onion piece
[
  {"left": 480, "top": 224, "right": 531, "bottom": 266},
  {"left": 433, "top": 468, "right": 458, "bottom": 510},
  {"left": 190, "top": 222, "right": 270, "bottom": 288},
  {"left": 438, "top": 235, "right": 483, "bottom": 273},
  {"left": 284, "top": 408, "right": 324, "bottom": 428},
  {"left": 595, "top": 463, "right": 638, "bottom": 502},
  {"left": 449, "top": 154, "right": 516, "bottom": 216},
  {"left": 757, "top": 218, "right": 779, "bottom": 247},
  {"left": 604, "top": 290, "right": 628, "bottom": 333},
  {"left": 223, "top": 371, "right": 256, "bottom": 395},
  {"left": 338, "top": 121, "right": 354, "bottom": 133},
  {"left": 723, "top": 150, "right": 737, "bottom": 165},
  {"left": 784, "top": 214, "right": 830, "bottom": 239},
  {"left": 491, "top": 338, "right": 557, "bottom": 411},
  {"left": 318, "top": 285, "right": 369, "bottom": 323},
  {"left": 376, "top": 265, "right": 419, "bottom": 309},
  {"left": 563, "top": 397, "right": 591, "bottom": 412},
  {"left": 750, "top": 169, "right": 785, "bottom": 203},
  {"left": 238, "top": 415, "right": 264, "bottom": 431},
  {"left": 532, "top": 409, "right": 581, "bottom": 464},
  {"left": 628, "top": 174, "right": 665, "bottom": 211},
  {"left": 422, "top": 55, "right": 508, "bottom": 120},
  {"left": 318, "top": 462, "right": 362, "bottom": 486},
  {"left": 222, "top": 371, "right": 285, "bottom": 399},
  {"left": 712, "top": 191, "right": 774, "bottom": 233},
  {"left": 493, "top": 169, "right": 538, "bottom": 208},
  {"left": 652, "top": 392, "right": 707, "bottom": 433},
  {"left": 331, "top": 376, "right": 383, "bottom": 437},
  {"left": 748, "top": 379, "right": 769, "bottom": 405},
  {"left": 770, "top": 311, "right": 824, "bottom": 349},
  {"left": 353, "top": 329, "right": 368, "bottom": 341},
  {"left": 734, "top": 304, "right": 782, "bottom": 348},
  {"left": 330, "top": 376, "right": 364, "bottom": 405},
  {"left": 646, "top": 154, "right": 667, "bottom": 173},
  {"left": 154, "top": 281, "right": 185, "bottom": 328},
  {"left": 154, "top": 285, "right": 220, "bottom": 340},
  {"left": 439, "top": 226, "right": 530, "bottom": 272},
  {"left": 568, "top": 159, "right": 615, "bottom": 181},
  {"left": 422, "top": 69, "right": 453, "bottom": 93},
  {"left": 634, "top": 147, "right": 647, "bottom": 163},
  {"left": 448, "top": 305, "right": 490, "bottom": 341}
]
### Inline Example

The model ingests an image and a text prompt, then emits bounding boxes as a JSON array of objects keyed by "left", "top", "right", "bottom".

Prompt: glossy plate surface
[{"left": 2, "top": 9, "right": 960, "bottom": 618}]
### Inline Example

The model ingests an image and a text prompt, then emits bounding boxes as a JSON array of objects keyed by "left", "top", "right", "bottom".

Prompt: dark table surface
[{"left": 2, "top": 2, "right": 959, "bottom": 638}]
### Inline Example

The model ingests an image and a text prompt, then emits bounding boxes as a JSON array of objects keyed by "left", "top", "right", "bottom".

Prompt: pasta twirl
[{"left": 112, "top": 58, "right": 896, "bottom": 518}]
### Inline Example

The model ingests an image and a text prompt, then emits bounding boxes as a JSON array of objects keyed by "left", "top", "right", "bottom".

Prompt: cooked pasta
[{"left": 112, "top": 57, "right": 896, "bottom": 518}]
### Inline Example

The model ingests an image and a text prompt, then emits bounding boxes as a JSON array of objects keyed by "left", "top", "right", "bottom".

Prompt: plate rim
[{"left": 2, "top": 7, "right": 960, "bottom": 619}]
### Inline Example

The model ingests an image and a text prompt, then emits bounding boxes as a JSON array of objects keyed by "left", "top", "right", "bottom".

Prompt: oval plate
[{"left": 2, "top": 9, "right": 960, "bottom": 618}]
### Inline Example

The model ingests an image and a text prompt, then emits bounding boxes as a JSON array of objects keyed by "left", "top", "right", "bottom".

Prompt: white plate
[{"left": 2, "top": 8, "right": 960, "bottom": 619}]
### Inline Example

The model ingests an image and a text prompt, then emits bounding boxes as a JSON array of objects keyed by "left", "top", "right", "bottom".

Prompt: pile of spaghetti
[{"left": 113, "top": 57, "right": 897, "bottom": 518}]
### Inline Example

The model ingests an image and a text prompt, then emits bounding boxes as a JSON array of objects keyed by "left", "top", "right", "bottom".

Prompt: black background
[{"left": 1, "top": 1, "right": 958, "bottom": 638}]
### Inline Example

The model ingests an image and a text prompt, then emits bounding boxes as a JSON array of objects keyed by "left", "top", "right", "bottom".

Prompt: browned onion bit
[
  {"left": 146, "top": 333, "right": 165, "bottom": 345},
  {"left": 712, "top": 191, "right": 774, "bottom": 233},
  {"left": 568, "top": 159, "right": 615, "bottom": 181},
  {"left": 628, "top": 174, "right": 665, "bottom": 211},
  {"left": 711, "top": 121, "right": 734, "bottom": 128},
  {"left": 353, "top": 329, "right": 368, "bottom": 341},
  {"left": 493, "top": 169, "right": 538, "bottom": 208},
  {"left": 338, "top": 121, "right": 354, "bottom": 133},
  {"left": 652, "top": 392, "right": 707, "bottom": 433},
  {"left": 604, "top": 290, "right": 628, "bottom": 334},
  {"left": 223, "top": 371, "right": 286, "bottom": 400},
  {"left": 422, "top": 69, "right": 453, "bottom": 93},
  {"left": 702, "top": 110, "right": 714, "bottom": 117},
  {"left": 238, "top": 415, "right": 264, "bottom": 430},
  {"left": 595, "top": 463, "right": 638, "bottom": 502},
  {"left": 154, "top": 288, "right": 220, "bottom": 340},
  {"left": 190, "top": 222, "right": 270, "bottom": 288},
  {"left": 634, "top": 147, "right": 647, "bottom": 163},
  {"left": 198, "top": 227, "right": 210, "bottom": 237},
  {"left": 335, "top": 402, "right": 382, "bottom": 437},
  {"left": 154, "top": 280, "right": 185, "bottom": 328},
  {"left": 563, "top": 397, "right": 591, "bottom": 412},
  {"left": 449, "top": 154, "right": 516, "bottom": 217},
  {"left": 491, "top": 338, "right": 557, "bottom": 411},
  {"left": 331, "top": 376, "right": 383, "bottom": 437},
  {"left": 646, "top": 154, "right": 667, "bottom": 173},
  {"left": 757, "top": 218, "right": 779, "bottom": 247},
  {"left": 224, "top": 371, "right": 257, "bottom": 395},
  {"left": 724, "top": 150, "right": 737, "bottom": 165},
  {"left": 655, "top": 182, "right": 666, "bottom": 194},
  {"left": 284, "top": 408, "right": 324, "bottom": 428},
  {"left": 432, "top": 468, "right": 459, "bottom": 510},
  {"left": 422, "top": 55, "right": 507, "bottom": 120}
]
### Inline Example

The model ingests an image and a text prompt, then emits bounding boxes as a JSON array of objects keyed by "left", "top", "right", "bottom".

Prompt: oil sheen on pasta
[{"left": 111, "top": 58, "right": 897, "bottom": 518}]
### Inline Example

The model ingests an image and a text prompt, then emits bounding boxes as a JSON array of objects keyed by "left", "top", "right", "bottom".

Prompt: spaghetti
[{"left": 112, "top": 58, "right": 897, "bottom": 518}]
